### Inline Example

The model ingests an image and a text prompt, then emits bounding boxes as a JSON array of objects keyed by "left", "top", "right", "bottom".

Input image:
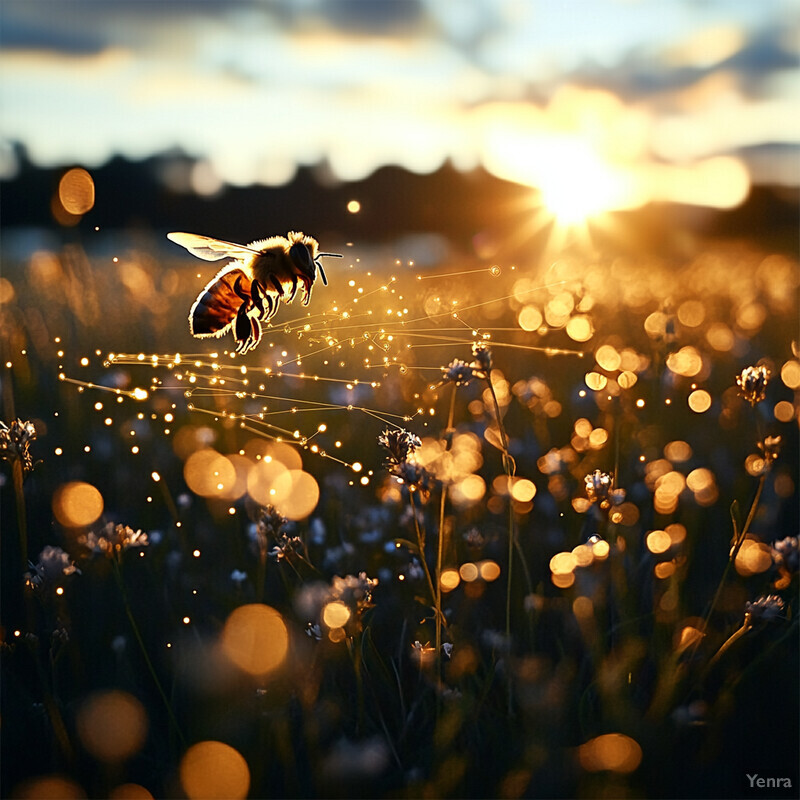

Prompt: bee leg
[
  {"left": 287, "top": 274, "right": 299, "bottom": 303},
  {"left": 250, "top": 316, "right": 262, "bottom": 349},
  {"left": 233, "top": 274, "right": 251, "bottom": 305},
  {"left": 263, "top": 292, "right": 276, "bottom": 320},
  {"left": 269, "top": 275, "right": 284, "bottom": 297},
  {"left": 251, "top": 280, "right": 265, "bottom": 317},
  {"left": 234, "top": 302, "right": 252, "bottom": 351},
  {"left": 300, "top": 275, "right": 313, "bottom": 305}
]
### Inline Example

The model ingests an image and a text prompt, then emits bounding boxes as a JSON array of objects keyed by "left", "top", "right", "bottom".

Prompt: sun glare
[{"left": 536, "top": 139, "right": 637, "bottom": 226}]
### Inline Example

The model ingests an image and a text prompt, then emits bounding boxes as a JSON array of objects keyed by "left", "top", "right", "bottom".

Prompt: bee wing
[
  {"left": 190, "top": 266, "right": 253, "bottom": 337},
  {"left": 168, "top": 232, "right": 262, "bottom": 262}
]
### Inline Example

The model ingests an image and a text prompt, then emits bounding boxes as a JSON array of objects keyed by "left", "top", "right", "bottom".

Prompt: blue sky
[{"left": 1, "top": 0, "right": 798, "bottom": 210}]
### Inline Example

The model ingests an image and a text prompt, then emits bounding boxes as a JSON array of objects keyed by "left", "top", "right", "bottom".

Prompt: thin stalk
[
  {"left": 13, "top": 459, "right": 28, "bottom": 571},
  {"left": 436, "top": 385, "right": 457, "bottom": 674},
  {"left": 707, "top": 614, "right": 752, "bottom": 671},
  {"left": 112, "top": 559, "right": 187, "bottom": 749},
  {"left": 698, "top": 474, "right": 766, "bottom": 641},
  {"left": 486, "top": 378, "right": 524, "bottom": 715},
  {"left": 407, "top": 491, "right": 441, "bottom": 627},
  {"left": 486, "top": 381, "right": 533, "bottom": 624}
]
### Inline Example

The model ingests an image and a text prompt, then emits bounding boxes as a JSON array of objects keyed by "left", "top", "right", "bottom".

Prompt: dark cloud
[{"left": 323, "top": 0, "right": 425, "bottom": 33}]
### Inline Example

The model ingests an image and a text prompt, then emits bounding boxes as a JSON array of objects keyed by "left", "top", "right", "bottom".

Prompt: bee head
[{"left": 289, "top": 241, "right": 316, "bottom": 277}]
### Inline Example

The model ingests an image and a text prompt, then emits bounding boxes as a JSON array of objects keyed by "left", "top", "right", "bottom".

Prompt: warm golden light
[
  {"left": 440, "top": 569, "right": 461, "bottom": 592},
  {"left": 53, "top": 481, "right": 104, "bottom": 527},
  {"left": 179, "top": 741, "right": 250, "bottom": 800},
  {"left": 322, "top": 601, "right": 351, "bottom": 629},
  {"left": 58, "top": 167, "right": 95, "bottom": 215},
  {"left": 76, "top": 690, "right": 148, "bottom": 763},
  {"left": 270, "top": 469, "right": 320, "bottom": 520},
  {"left": 220, "top": 604, "right": 288, "bottom": 676},
  {"left": 579, "top": 732, "right": 642, "bottom": 774},
  {"left": 12, "top": 775, "right": 86, "bottom": 799}
]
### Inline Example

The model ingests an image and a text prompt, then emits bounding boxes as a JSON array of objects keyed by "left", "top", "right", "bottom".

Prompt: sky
[{"left": 0, "top": 0, "right": 798, "bottom": 216}]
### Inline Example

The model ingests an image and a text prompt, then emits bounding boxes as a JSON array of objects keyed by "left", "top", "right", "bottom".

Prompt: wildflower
[
  {"left": 736, "top": 365, "right": 770, "bottom": 405},
  {"left": 392, "top": 461, "right": 436, "bottom": 494},
  {"left": 251, "top": 504, "right": 289, "bottom": 559},
  {"left": 772, "top": 536, "right": 799, "bottom": 574},
  {"left": 256, "top": 504, "right": 287, "bottom": 539},
  {"left": 305, "top": 622, "right": 322, "bottom": 640},
  {"left": 378, "top": 428, "right": 421, "bottom": 467},
  {"left": 585, "top": 470, "right": 613, "bottom": 504},
  {"left": 470, "top": 342, "right": 493, "bottom": 379},
  {"left": 441, "top": 359, "right": 474, "bottom": 387},
  {"left": 758, "top": 435, "right": 782, "bottom": 465},
  {"left": 268, "top": 532, "right": 303, "bottom": 560},
  {"left": 378, "top": 428, "right": 434, "bottom": 494},
  {"left": 330, "top": 572, "right": 378, "bottom": 613},
  {"left": 79, "top": 523, "right": 149, "bottom": 559},
  {"left": 411, "top": 640, "right": 436, "bottom": 664},
  {"left": 25, "top": 545, "right": 80, "bottom": 591},
  {"left": 744, "top": 594, "right": 785, "bottom": 623},
  {"left": 0, "top": 419, "right": 37, "bottom": 476}
]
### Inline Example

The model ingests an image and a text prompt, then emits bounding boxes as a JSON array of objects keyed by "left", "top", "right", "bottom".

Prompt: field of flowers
[{"left": 1, "top": 214, "right": 798, "bottom": 799}]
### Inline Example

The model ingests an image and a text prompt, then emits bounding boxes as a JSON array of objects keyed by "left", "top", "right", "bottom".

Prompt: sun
[{"left": 534, "top": 138, "right": 639, "bottom": 227}]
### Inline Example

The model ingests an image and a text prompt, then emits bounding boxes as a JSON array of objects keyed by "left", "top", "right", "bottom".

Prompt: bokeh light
[
  {"left": 579, "top": 733, "right": 643, "bottom": 774},
  {"left": 322, "top": 601, "right": 351, "bottom": 629},
  {"left": 12, "top": 775, "right": 86, "bottom": 799},
  {"left": 220, "top": 604, "right": 288, "bottom": 676},
  {"left": 58, "top": 168, "right": 95, "bottom": 215},
  {"left": 52, "top": 481, "right": 104, "bottom": 527},
  {"left": 76, "top": 690, "right": 148, "bottom": 763},
  {"left": 179, "top": 741, "right": 250, "bottom": 800}
]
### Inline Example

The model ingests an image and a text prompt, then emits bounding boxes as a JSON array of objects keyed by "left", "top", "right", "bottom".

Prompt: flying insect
[{"left": 168, "top": 231, "right": 340, "bottom": 353}]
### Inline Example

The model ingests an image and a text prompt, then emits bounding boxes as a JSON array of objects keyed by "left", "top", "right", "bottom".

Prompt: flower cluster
[
  {"left": 269, "top": 532, "right": 304, "bottom": 561},
  {"left": 757, "top": 435, "right": 782, "bottom": 466},
  {"left": 329, "top": 571, "right": 379, "bottom": 612},
  {"left": 378, "top": 428, "right": 421, "bottom": 468},
  {"left": 744, "top": 594, "right": 785, "bottom": 623},
  {"left": 442, "top": 359, "right": 474, "bottom": 387},
  {"left": 256, "top": 504, "right": 287, "bottom": 539},
  {"left": 736, "top": 365, "right": 770, "bottom": 406},
  {"left": 0, "top": 419, "right": 37, "bottom": 476},
  {"left": 378, "top": 428, "right": 434, "bottom": 494},
  {"left": 297, "top": 572, "right": 379, "bottom": 639},
  {"left": 24, "top": 545, "right": 80, "bottom": 592},
  {"left": 470, "top": 342, "right": 493, "bottom": 378},
  {"left": 584, "top": 470, "right": 612, "bottom": 503},
  {"left": 772, "top": 536, "right": 799, "bottom": 574},
  {"left": 79, "top": 523, "right": 149, "bottom": 559}
]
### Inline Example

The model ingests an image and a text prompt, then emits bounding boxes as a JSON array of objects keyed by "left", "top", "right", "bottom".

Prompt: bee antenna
[
  {"left": 317, "top": 252, "right": 343, "bottom": 259},
  {"left": 316, "top": 261, "right": 328, "bottom": 286}
]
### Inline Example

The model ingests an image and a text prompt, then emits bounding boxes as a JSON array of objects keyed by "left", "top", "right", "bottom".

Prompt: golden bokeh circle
[
  {"left": 179, "top": 741, "right": 250, "bottom": 800},
  {"left": 76, "top": 690, "right": 148, "bottom": 763},
  {"left": 52, "top": 481, "right": 104, "bottom": 528},
  {"left": 220, "top": 604, "right": 288, "bottom": 676},
  {"left": 58, "top": 168, "right": 95, "bottom": 215}
]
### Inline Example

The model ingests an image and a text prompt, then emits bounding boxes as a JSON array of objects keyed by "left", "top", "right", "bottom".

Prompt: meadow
[{"left": 1, "top": 197, "right": 798, "bottom": 799}]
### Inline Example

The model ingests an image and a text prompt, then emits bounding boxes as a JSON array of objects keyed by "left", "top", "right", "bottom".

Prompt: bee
[{"left": 168, "top": 230, "right": 341, "bottom": 354}]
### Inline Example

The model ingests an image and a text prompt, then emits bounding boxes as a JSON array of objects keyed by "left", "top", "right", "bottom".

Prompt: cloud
[{"left": 0, "top": 0, "right": 797, "bottom": 203}]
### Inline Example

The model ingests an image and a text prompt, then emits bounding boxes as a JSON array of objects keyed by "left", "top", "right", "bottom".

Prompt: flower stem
[
  {"left": 435, "top": 385, "right": 457, "bottom": 675},
  {"left": 707, "top": 615, "right": 753, "bottom": 670},
  {"left": 112, "top": 559, "right": 187, "bottom": 749},
  {"left": 408, "top": 491, "right": 441, "bottom": 630},
  {"left": 699, "top": 474, "right": 766, "bottom": 640},
  {"left": 12, "top": 459, "right": 28, "bottom": 572}
]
